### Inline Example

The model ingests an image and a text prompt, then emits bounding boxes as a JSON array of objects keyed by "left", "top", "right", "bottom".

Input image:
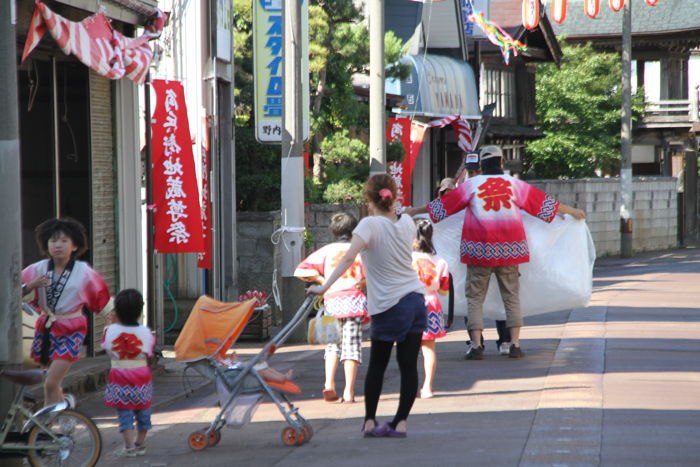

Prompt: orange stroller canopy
[{"left": 175, "top": 296, "right": 257, "bottom": 362}]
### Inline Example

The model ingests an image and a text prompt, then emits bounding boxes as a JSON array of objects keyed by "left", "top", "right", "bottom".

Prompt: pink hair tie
[{"left": 379, "top": 188, "right": 392, "bottom": 200}]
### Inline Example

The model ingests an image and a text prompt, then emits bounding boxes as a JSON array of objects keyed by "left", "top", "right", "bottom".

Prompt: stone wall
[
  {"left": 530, "top": 177, "right": 678, "bottom": 256},
  {"left": 236, "top": 179, "right": 678, "bottom": 300}
]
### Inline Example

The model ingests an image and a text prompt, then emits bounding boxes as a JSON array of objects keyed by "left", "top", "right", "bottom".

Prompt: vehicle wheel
[
  {"left": 27, "top": 409, "right": 102, "bottom": 467},
  {"left": 208, "top": 429, "right": 221, "bottom": 447},
  {"left": 281, "top": 426, "right": 299, "bottom": 446},
  {"left": 188, "top": 431, "right": 208, "bottom": 451},
  {"left": 301, "top": 422, "right": 313, "bottom": 442}
]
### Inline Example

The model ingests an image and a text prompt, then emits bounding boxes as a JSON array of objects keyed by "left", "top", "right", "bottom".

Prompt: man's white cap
[{"left": 479, "top": 145, "right": 503, "bottom": 161}]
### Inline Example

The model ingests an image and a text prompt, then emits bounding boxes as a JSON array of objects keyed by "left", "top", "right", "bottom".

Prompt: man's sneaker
[
  {"left": 114, "top": 446, "right": 137, "bottom": 457},
  {"left": 508, "top": 344, "right": 523, "bottom": 358},
  {"left": 499, "top": 342, "right": 511, "bottom": 356},
  {"left": 465, "top": 346, "right": 484, "bottom": 360}
]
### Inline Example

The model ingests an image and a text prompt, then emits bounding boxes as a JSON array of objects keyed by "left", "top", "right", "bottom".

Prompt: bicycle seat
[{"left": 0, "top": 369, "right": 44, "bottom": 386}]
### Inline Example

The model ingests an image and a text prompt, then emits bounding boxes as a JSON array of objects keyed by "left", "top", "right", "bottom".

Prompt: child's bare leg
[
  {"left": 44, "top": 360, "right": 72, "bottom": 406},
  {"left": 420, "top": 340, "right": 437, "bottom": 396},
  {"left": 259, "top": 367, "right": 291, "bottom": 382},
  {"left": 136, "top": 430, "right": 147, "bottom": 446},
  {"left": 342, "top": 359, "right": 359, "bottom": 402},
  {"left": 324, "top": 353, "right": 339, "bottom": 391},
  {"left": 121, "top": 428, "right": 136, "bottom": 448}
]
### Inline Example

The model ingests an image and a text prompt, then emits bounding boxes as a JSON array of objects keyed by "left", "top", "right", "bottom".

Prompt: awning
[{"left": 386, "top": 54, "right": 481, "bottom": 120}]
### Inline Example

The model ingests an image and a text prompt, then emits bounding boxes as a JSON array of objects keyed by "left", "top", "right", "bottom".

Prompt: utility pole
[
  {"left": 619, "top": 0, "right": 633, "bottom": 258},
  {"left": 0, "top": 2, "right": 25, "bottom": 458},
  {"left": 280, "top": 0, "right": 306, "bottom": 341},
  {"left": 369, "top": 0, "right": 386, "bottom": 175}
]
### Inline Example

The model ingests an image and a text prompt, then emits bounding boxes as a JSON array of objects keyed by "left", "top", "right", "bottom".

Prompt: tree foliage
[
  {"left": 233, "top": 0, "right": 409, "bottom": 210},
  {"left": 525, "top": 43, "right": 645, "bottom": 179}
]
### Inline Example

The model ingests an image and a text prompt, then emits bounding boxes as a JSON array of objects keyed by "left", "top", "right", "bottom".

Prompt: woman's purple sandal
[{"left": 366, "top": 422, "right": 406, "bottom": 438}]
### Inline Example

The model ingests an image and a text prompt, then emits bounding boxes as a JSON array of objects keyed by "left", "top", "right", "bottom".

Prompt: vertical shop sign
[
  {"left": 253, "top": 0, "right": 310, "bottom": 143},
  {"left": 151, "top": 80, "right": 204, "bottom": 253}
]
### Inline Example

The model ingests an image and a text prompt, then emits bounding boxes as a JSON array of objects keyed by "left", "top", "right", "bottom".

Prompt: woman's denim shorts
[{"left": 370, "top": 292, "right": 427, "bottom": 342}]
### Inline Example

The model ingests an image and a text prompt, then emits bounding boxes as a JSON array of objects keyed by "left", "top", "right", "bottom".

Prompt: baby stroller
[{"left": 174, "top": 294, "right": 315, "bottom": 451}]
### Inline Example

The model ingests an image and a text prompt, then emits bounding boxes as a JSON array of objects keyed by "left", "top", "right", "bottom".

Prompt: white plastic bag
[{"left": 432, "top": 211, "right": 595, "bottom": 319}]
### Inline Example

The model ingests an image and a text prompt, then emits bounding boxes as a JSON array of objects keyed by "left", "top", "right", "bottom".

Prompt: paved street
[{"left": 78, "top": 248, "right": 700, "bottom": 466}]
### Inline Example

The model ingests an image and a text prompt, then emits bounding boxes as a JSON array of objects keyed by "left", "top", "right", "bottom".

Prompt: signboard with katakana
[{"left": 253, "top": 0, "right": 310, "bottom": 143}]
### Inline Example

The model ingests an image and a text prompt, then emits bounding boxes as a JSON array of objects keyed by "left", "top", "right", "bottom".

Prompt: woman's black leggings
[{"left": 364, "top": 333, "right": 423, "bottom": 429}]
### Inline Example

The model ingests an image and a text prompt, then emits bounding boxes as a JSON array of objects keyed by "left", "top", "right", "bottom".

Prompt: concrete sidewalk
[{"left": 73, "top": 248, "right": 700, "bottom": 466}]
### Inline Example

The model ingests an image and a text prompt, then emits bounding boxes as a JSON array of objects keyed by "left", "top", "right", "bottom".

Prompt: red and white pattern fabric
[
  {"left": 21, "top": 1, "right": 165, "bottom": 85},
  {"left": 23, "top": 260, "right": 110, "bottom": 363},
  {"left": 429, "top": 114, "right": 473, "bottom": 153},
  {"left": 294, "top": 242, "right": 368, "bottom": 318},
  {"left": 102, "top": 324, "right": 156, "bottom": 410},
  {"left": 412, "top": 252, "right": 449, "bottom": 340},
  {"left": 426, "top": 175, "right": 561, "bottom": 267}
]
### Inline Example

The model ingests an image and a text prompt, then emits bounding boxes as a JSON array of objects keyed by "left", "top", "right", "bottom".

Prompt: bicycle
[{"left": 0, "top": 368, "right": 102, "bottom": 466}]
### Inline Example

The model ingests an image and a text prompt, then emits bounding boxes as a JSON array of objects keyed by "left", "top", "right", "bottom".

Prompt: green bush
[{"left": 323, "top": 179, "right": 364, "bottom": 203}]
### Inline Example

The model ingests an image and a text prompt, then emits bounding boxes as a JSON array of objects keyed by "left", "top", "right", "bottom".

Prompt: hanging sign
[
  {"left": 198, "top": 117, "right": 212, "bottom": 269},
  {"left": 151, "top": 80, "right": 204, "bottom": 253},
  {"left": 608, "top": 0, "right": 624, "bottom": 12},
  {"left": 584, "top": 0, "right": 601, "bottom": 18},
  {"left": 522, "top": 0, "right": 539, "bottom": 30},
  {"left": 253, "top": 0, "right": 310, "bottom": 143},
  {"left": 386, "top": 118, "right": 427, "bottom": 207},
  {"left": 552, "top": 0, "right": 567, "bottom": 24}
]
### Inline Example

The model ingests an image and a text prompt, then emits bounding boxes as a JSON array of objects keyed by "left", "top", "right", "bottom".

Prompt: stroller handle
[{"left": 261, "top": 294, "right": 315, "bottom": 356}]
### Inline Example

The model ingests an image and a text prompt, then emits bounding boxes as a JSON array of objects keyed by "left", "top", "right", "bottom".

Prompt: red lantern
[
  {"left": 585, "top": 0, "right": 600, "bottom": 18},
  {"left": 552, "top": 0, "right": 567, "bottom": 24},
  {"left": 645, "top": 0, "right": 659, "bottom": 5},
  {"left": 522, "top": 0, "right": 539, "bottom": 30},
  {"left": 609, "top": 0, "right": 624, "bottom": 12}
]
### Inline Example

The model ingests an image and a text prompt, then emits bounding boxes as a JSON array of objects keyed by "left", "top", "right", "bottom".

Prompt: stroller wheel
[
  {"left": 208, "top": 430, "right": 221, "bottom": 447},
  {"left": 301, "top": 423, "right": 313, "bottom": 442},
  {"left": 281, "top": 426, "right": 300, "bottom": 446},
  {"left": 188, "top": 431, "right": 208, "bottom": 451}
]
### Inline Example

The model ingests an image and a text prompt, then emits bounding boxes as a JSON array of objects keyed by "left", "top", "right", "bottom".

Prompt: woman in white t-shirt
[{"left": 307, "top": 174, "right": 427, "bottom": 438}]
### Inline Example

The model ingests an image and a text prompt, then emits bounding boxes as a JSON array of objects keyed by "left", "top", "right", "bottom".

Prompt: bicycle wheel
[{"left": 27, "top": 409, "right": 102, "bottom": 467}]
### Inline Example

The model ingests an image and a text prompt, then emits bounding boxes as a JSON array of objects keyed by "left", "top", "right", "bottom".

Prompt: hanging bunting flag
[
  {"left": 151, "top": 80, "right": 205, "bottom": 253},
  {"left": 609, "top": 0, "right": 624, "bottom": 12},
  {"left": 21, "top": 1, "right": 165, "bottom": 84},
  {"left": 585, "top": 0, "right": 601, "bottom": 18},
  {"left": 452, "top": 118, "right": 474, "bottom": 153},
  {"left": 469, "top": 12, "right": 527, "bottom": 65},
  {"left": 644, "top": 0, "right": 659, "bottom": 5},
  {"left": 552, "top": 0, "right": 567, "bottom": 24},
  {"left": 522, "top": 0, "right": 540, "bottom": 30}
]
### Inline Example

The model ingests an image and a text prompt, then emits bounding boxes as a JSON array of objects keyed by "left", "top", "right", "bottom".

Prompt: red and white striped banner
[
  {"left": 21, "top": 1, "right": 165, "bottom": 85},
  {"left": 429, "top": 114, "right": 473, "bottom": 153},
  {"left": 551, "top": 0, "right": 567, "bottom": 24}
]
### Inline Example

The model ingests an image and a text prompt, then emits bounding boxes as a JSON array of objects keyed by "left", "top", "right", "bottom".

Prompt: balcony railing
[{"left": 640, "top": 86, "right": 700, "bottom": 128}]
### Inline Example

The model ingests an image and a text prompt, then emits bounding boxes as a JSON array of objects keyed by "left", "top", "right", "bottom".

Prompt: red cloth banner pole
[
  {"left": 151, "top": 80, "right": 204, "bottom": 253},
  {"left": 197, "top": 117, "right": 212, "bottom": 268},
  {"left": 386, "top": 117, "right": 414, "bottom": 206}
]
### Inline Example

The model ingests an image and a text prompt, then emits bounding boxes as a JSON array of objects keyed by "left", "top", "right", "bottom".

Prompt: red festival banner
[
  {"left": 151, "top": 79, "right": 204, "bottom": 253},
  {"left": 197, "top": 117, "right": 212, "bottom": 269},
  {"left": 386, "top": 117, "right": 426, "bottom": 206}
]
